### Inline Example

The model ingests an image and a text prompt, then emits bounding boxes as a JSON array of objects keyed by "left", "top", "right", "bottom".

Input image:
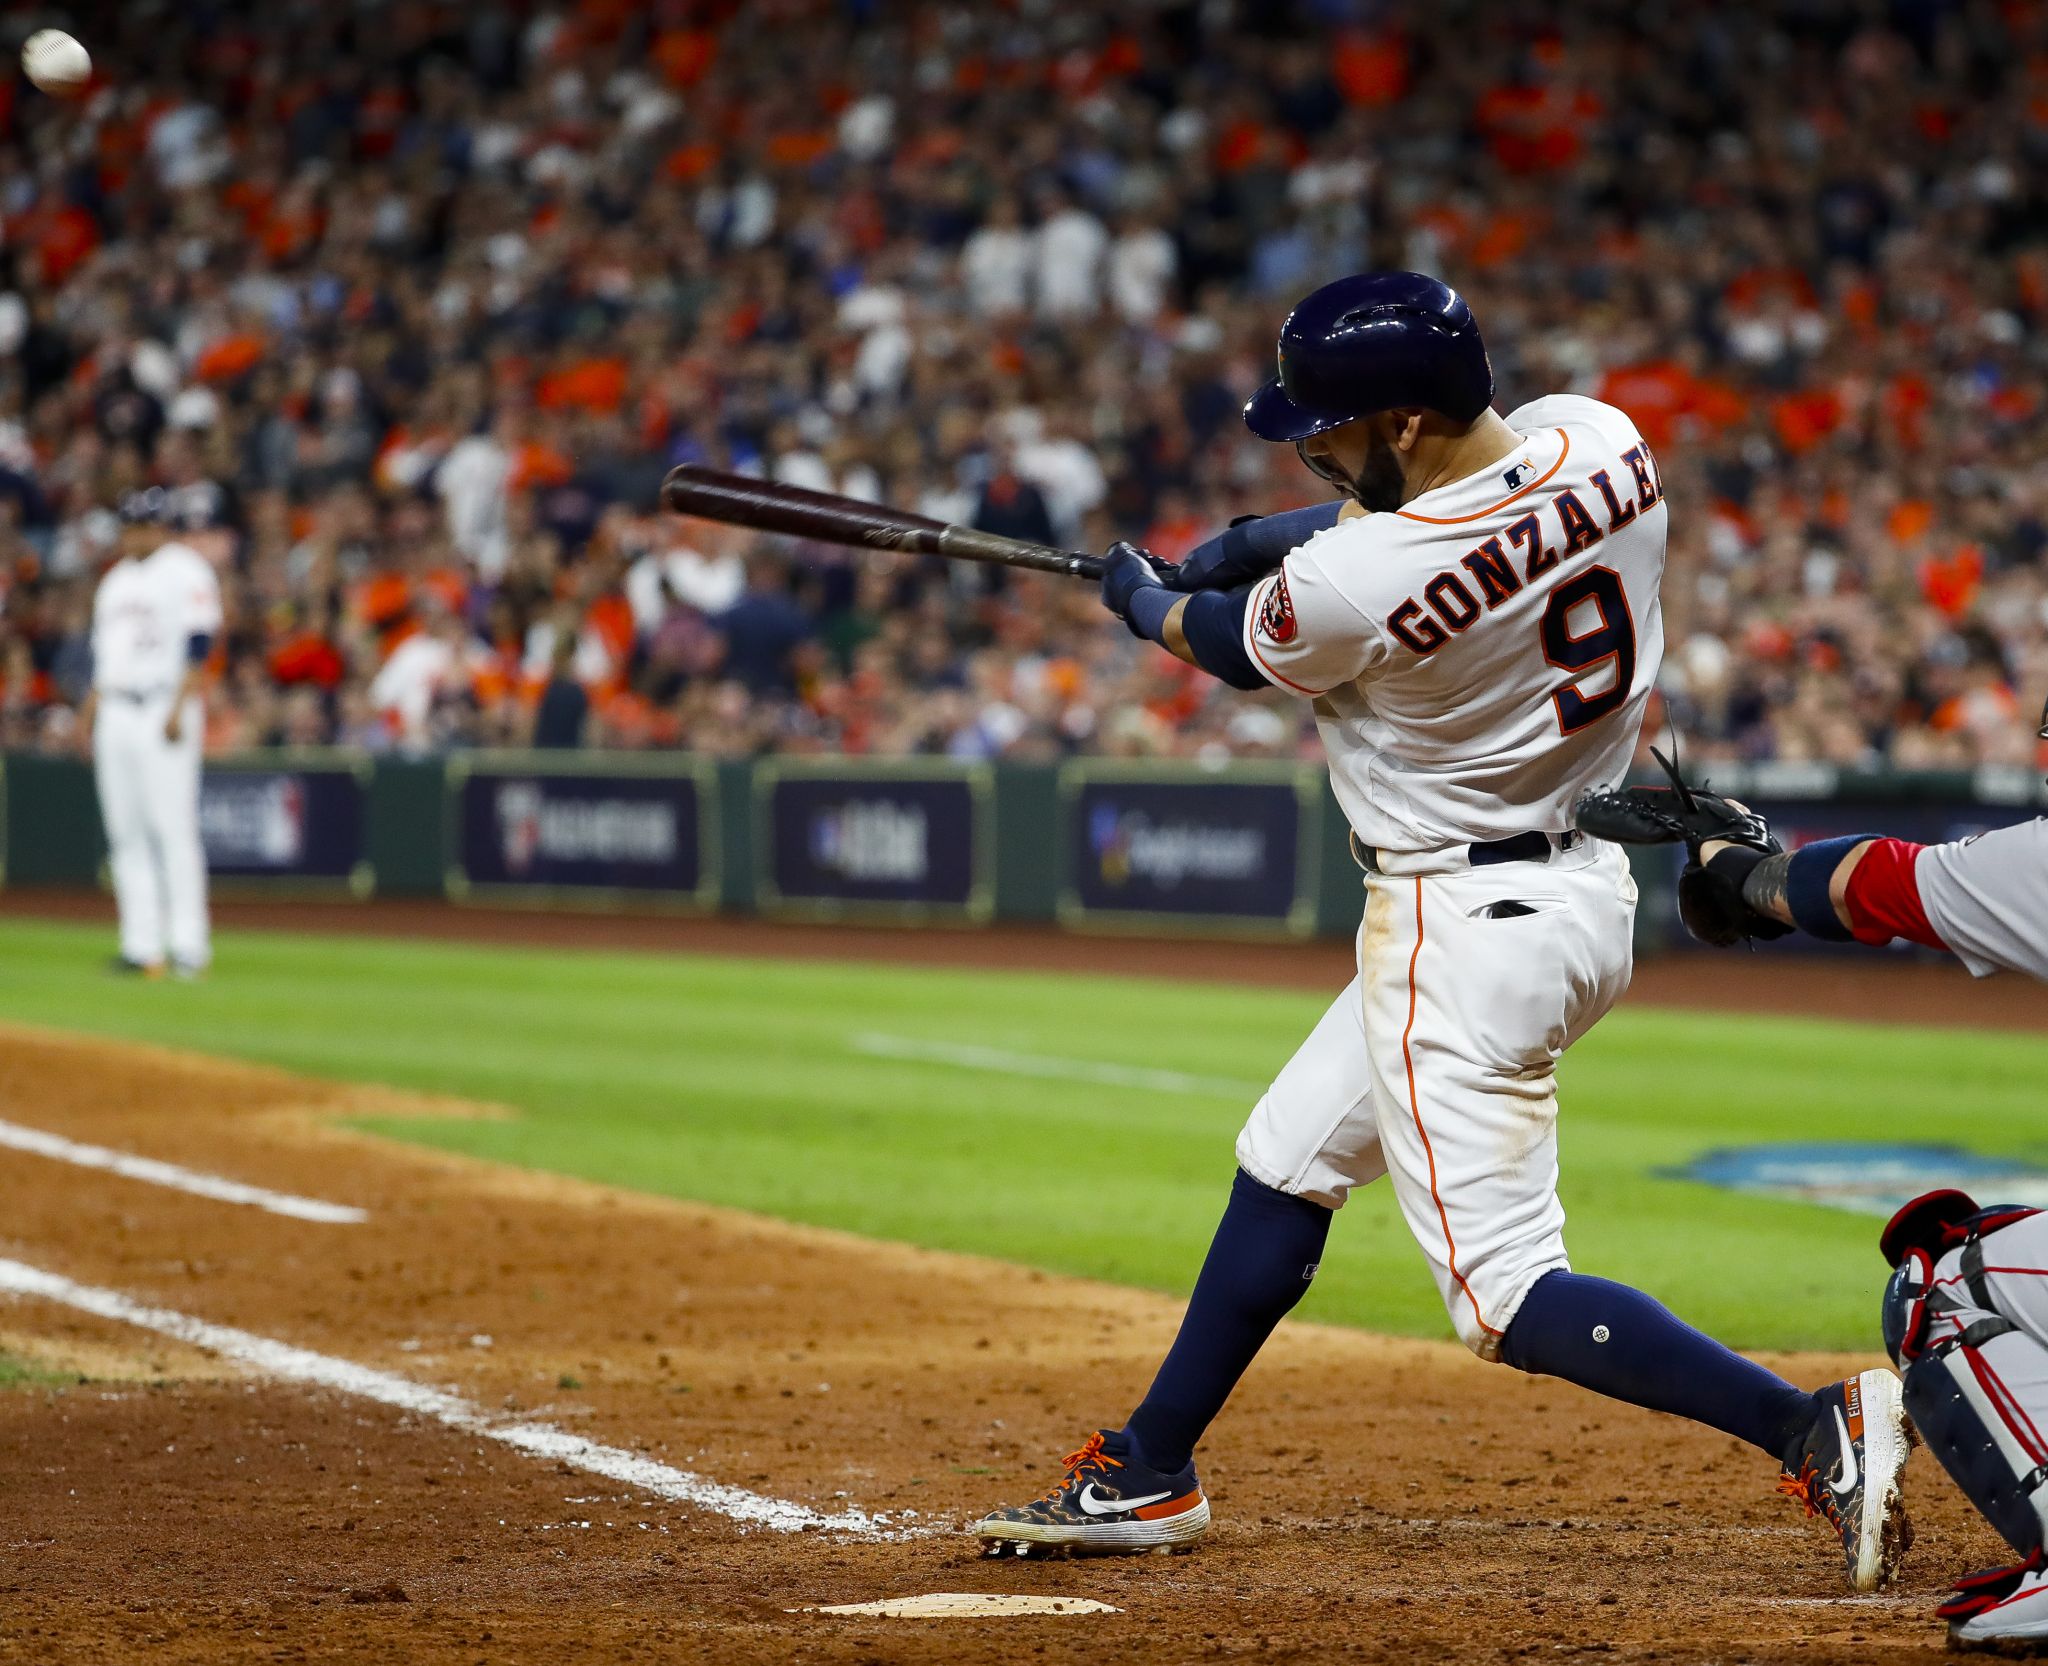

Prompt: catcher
[
  {"left": 1572, "top": 738, "right": 2048, "bottom": 981},
  {"left": 1878, "top": 1188, "right": 2048, "bottom": 1653},
  {"left": 1578, "top": 745, "right": 2048, "bottom": 1650}
]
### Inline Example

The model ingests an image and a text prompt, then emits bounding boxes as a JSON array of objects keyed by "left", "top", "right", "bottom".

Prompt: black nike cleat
[
  {"left": 975, "top": 1429, "right": 1209, "bottom": 1559},
  {"left": 1778, "top": 1368, "right": 1911, "bottom": 1592}
]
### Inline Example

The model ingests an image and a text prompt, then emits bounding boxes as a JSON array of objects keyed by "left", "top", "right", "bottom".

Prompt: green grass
[
  {"left": 0, "top": 915, "right": 2041, "bottom": 1351},
  {"left": 0, "top": 1351, "right": 80, "bottom": 1389}
]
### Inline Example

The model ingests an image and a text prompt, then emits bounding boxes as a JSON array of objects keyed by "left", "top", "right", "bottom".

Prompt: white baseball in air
[{"left": 22, "top": 29, "right": 91, "bottom": 95}]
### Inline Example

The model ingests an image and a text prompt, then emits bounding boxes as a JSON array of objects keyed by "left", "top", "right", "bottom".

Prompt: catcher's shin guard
[{"left": 1901, "top": 1325, "right": 2048, "bottom": 1560}]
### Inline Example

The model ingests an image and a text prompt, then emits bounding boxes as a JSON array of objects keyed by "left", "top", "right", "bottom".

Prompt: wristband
[{"left": 1126, "top": 583, "right": 1176, "bottom": 642}]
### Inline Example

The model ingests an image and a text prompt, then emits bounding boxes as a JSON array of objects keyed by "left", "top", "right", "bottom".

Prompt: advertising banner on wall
[
  {"left": 1060, "top": 767, "right": 1316, "bottom": 933},
  {"left": 446, "top": 758, "right": 716, "bottom": 905},
  {"left": 757, "top": 765, "right": 988, "bottom": 918},
  {"left": 200, "top": 757, "right": 370, "bottom": 891}
]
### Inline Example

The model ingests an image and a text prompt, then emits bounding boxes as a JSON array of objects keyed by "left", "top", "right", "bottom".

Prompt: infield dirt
[{"left": 0, "top": 1008, "right": 2011, "bottom": 1665}]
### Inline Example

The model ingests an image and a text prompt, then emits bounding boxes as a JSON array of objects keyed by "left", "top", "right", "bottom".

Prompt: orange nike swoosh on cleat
[{"left": 1133, "top": 1490, "right": 1204, "bottom": 1522}]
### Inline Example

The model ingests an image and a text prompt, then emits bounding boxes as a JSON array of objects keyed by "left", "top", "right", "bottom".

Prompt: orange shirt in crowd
[
  {"left": 509, "top": 440, "right": 575, "bottom": 491},
  {"left": 1334, "top": 31, "right": 1408, "bottom": 104},
  {"left": 653, "top": 27, "right": 718, "bottom": 89},
  {"left": 269, "top": 632, "right": 346, "bottom": 689},
  {"left": 1888, "top": 499, "right": 1936, "bottom": 545},
  {"left": 353, "top": 572, "right": 412, "bottom": 634},
  {"left": 1595, "top": 361, "right": 1691, "bottom": 449},
  {"left": 13, "top": 201, "right": 100, "bottom": 284},
  {"left": 536, "top": 356, "right": 628, "bottom": 414},
  {"left": 1772, "top": 387, "right": 1845, "bottom": 454},
  {"left": 1919, "top": 544, "right": 1984, "bottom": 618},
  {"left": 195, "top": 333, "right": 266, "bottom": 382}
]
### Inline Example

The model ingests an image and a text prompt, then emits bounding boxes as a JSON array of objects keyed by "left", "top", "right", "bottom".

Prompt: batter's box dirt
[{"left": 0, "top": 1023, "right": 2002, "bottom": 1664}]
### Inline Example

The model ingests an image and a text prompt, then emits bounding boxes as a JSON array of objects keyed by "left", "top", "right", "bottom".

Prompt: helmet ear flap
[{"left": 1882, "top": 1247, "right": 1935, "bottom": 1365}]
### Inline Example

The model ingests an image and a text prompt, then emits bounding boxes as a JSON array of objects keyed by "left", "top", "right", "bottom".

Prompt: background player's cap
[
  {"left": 116, "top": 486, "right": 170, "bottom": 525},
  {"left": 1244, "top": 271, "right": 1495, "bottom": 442},
  {"left": 167, "top": 480, "right": 230, "bottom": 533}
]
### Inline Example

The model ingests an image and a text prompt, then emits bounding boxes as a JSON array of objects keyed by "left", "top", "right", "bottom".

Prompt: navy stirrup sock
[
  {"left": 1124, "top": 1169, "right": 1332, "bottom": 1473},
  {"left": 1500, "top": 1271, "right": 1815, "bottom": 1462}
]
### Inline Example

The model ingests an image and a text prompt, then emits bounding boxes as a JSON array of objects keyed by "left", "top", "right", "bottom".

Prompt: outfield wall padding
[{"left": 5, "top": 749, "right": 2039, "bottom": 950}]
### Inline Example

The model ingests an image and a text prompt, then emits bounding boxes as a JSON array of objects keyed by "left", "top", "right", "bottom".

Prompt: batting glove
[{"left": 1099, "top": 541, "right": 1175, "bottom": 639}]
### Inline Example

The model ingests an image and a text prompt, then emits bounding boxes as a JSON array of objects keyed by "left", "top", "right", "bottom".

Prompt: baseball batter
[
  {"left": 976, "top": 273, "right": 1910, "bottom": 1592},
  {"left": 81, "top": 488, "right": 220, "bottom": 977}
]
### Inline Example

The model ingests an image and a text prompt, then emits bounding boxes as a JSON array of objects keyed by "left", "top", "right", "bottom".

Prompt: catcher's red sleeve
[{"left": 1841, "top": 837, "right": 1946, "bottom": 950}]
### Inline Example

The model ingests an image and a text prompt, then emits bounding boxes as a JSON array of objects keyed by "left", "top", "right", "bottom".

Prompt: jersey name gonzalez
[
  {"left": 1383, "top": 442, "right": 1662, "bottom": 653},
  {"left": 1243, "top": 394, "right": 1669, "bottom": 853}
]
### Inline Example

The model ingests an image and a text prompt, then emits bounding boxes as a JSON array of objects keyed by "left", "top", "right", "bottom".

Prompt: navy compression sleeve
[
  {"left": 1175, "top": 502, "right": 1344, "bottom": 592},
  {"left": 1126, "top": 584, "right": 1266, "bottom": 691}
]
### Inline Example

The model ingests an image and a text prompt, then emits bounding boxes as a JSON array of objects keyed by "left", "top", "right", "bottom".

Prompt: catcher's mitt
[
  {"left": 1573, "top": 747, "right": 1776, "bottom": 854},
  {"left": 1573, "top": 748, "right": 1793, "bottom": 948}
]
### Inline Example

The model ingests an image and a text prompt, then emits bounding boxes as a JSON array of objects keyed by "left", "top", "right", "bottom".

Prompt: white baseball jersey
[
  {"left": 90, "top": 537, "right": 220, "bottom": 972},
  {"left": 1916, "top": 820, "right": 2048, "bottom": 981},
  {"left": 1243, "top": 394, "right": 1667, "bottom": 852},
  {"left": 91, "top": 540, "right": 223, "bottom": 696}
]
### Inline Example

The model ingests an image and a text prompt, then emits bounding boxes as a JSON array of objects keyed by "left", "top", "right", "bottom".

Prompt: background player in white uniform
[
  {"left": 976, "top": 273, "right": 1910, "bottom": 1592},
  {"left": 80, "top": 488, "right": 221, "bottom": 977}
]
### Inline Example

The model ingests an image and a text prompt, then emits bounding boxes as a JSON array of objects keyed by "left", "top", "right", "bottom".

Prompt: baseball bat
[{"left": 659, "top": 465, "right": 1105, "bottom": 580}]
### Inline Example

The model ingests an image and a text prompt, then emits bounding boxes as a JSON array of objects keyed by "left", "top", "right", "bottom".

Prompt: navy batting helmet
[{"left": 1244, "top": 271, "right": 1494, "bottom": 442}]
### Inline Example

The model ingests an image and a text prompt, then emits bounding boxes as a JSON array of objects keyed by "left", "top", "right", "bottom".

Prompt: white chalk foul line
[
  {"left": 850, "top": 1033, "right": 1261, "bottom": 1100},
  {"left": 0, "top": 1257, "right": 903, "bottom": 1539},
  {"left": 0, "top": 1117, "right": 366, "bottom": 1224}
]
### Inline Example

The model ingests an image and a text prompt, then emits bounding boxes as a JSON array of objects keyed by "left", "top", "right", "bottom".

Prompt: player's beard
[
  {"left": 1351, "top": 432, "right": 1407, "bottom": 514},
  {"left": 1298, "top": 430, "right": 1407, "bottom": 513}
]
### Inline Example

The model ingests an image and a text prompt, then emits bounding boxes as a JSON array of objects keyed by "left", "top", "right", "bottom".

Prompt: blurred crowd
[{"left": 0, "top": 0, "right": 2044, "bottom": 769}]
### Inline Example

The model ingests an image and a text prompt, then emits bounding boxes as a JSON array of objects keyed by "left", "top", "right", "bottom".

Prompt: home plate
[{"left": 797, "top": 1594, "right": 1120, "bottom": 1618}]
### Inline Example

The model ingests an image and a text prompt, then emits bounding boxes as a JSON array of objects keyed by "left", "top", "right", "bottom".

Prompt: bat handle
[{"left": 932, "top": 525, "right": 1105, "bottom": 581}]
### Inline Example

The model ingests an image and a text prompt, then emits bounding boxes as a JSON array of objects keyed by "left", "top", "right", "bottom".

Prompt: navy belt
[
  {"left": 1471, "top": 829, "right": 1578, "bottom": 868},
  {"left": 1350, "top": 828, "right": 1581, "bottom": 873}
]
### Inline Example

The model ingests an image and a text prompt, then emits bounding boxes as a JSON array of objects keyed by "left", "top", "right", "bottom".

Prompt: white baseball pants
[
  {"left": 1237, "top": 839, "right": 1637, "bottom": 1358},
  {"left": 93, "top": 692, "right": 208, "bottom": 969}
]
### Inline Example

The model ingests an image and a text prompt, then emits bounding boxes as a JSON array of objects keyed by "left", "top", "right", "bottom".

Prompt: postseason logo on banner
[
  {"left": 199, "top": 769, "right": 366, "bottom": 880},
  {"left": 455, "top": 769, "right": 704, "bottom": 896},
  {"left": 1068, "top": 776, "right": 1302, "bottom": 923},
  {"left": 767, "top": 774, "right": 979, "bottom": 910}
]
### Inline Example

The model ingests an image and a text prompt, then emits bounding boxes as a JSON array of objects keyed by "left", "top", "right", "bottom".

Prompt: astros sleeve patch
[
  {"left": 1243, "top": 551, "right": 1383, "bottom": 696},
  {"left": 1259, "top": 572, "right": 1298, "bottom": 643}
]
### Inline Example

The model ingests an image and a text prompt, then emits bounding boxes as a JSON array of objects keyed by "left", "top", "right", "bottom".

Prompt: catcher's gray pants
[{"left": 1894, "top": 1208, "right": 2048, "bottom": 1557}]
